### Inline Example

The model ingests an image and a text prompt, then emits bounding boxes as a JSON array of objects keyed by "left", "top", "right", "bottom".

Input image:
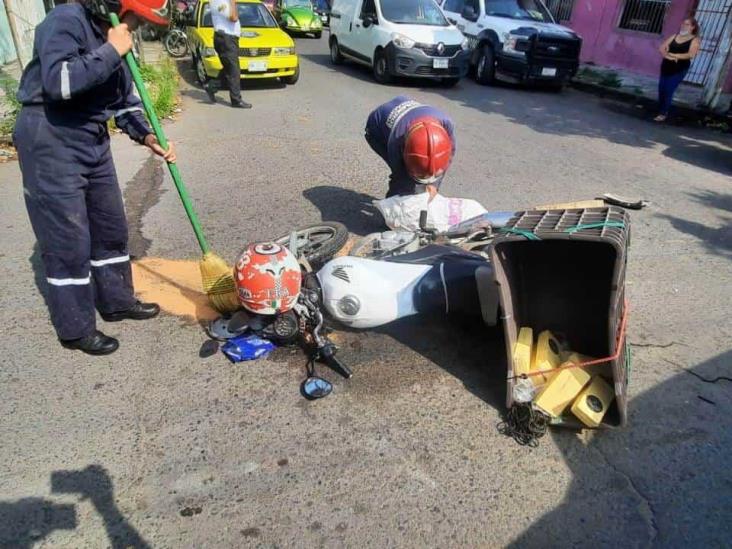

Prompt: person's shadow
[
  {"left": 0, "top": 465, "right": 150, "bottom": 549},
  {"left": 303, "top": 185, "right": 386, "bottom": 236},
  {"left": 0, "top": 498, "right": 76, "bottom": 549}
]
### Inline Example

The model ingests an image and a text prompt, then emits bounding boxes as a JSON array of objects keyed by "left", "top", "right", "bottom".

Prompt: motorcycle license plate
[
  {"left": 433, "top": 58, "right": 449, "bottom": 69},
  {"left": 248, "top": 60, "right": 268, "bottom": 72},
  {"left": 541, "top": 67, "right": 557, "bottom": 77}
]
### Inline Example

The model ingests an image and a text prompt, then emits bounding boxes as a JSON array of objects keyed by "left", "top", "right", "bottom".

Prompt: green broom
[{"left": 111, "top": 13, "right": 240, "bottom": 314}]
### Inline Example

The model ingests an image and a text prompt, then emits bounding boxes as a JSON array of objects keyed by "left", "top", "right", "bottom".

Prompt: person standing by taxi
[{"left": 205, "top": 0, "right": 252, "bottom": 108}]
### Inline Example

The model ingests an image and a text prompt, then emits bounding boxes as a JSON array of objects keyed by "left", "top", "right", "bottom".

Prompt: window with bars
[
  {"left": 617, "top": 0, "right": 671, "bottom": 34},
  {"left": 545, "top": 0, "right": 575, "bottom": 22}
]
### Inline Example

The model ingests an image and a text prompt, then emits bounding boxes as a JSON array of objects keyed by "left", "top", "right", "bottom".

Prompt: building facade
[{"left": 549, "top": 0, "right": 732, "bottom": 105}]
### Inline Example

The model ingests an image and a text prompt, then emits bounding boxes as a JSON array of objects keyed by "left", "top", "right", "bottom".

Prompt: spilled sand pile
[{"left": 132, "top": 257, "right": 220, "bottom": 322}]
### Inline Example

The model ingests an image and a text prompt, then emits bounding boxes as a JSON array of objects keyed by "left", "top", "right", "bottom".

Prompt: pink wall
[{"left": 566, "top": 0, "right": 695, "bottom": 76}]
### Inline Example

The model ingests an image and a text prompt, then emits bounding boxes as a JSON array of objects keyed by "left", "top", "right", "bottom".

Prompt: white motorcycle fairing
[{"left": 317, "top": 256, "right": 431, "bottom": 329}]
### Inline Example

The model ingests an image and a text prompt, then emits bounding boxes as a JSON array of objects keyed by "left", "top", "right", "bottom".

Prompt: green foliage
[
  {"left": 598, "top": 71, "right": 622, "bottom": 88},
  {"left": 139, "top": 59, "right": 179, "bottom": 119},
  {"left": 0, "top": 75, "right": 21, "bottom": 141}
]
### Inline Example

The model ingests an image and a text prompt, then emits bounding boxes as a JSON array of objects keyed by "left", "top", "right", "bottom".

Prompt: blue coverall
[
  {"left": 13, "top": 3, "right": 152, "bottom": 341},
  {"left": 364, "top": 96, "right": 455, "bottom": 198}
]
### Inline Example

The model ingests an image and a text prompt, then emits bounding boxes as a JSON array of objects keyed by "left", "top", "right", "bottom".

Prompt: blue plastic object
[{"left": 221, "top": 334, "right": 275, "bottom": 362}]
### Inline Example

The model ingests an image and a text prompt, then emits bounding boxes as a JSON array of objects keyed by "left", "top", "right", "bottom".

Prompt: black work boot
[
  {"left": 61, "top": 330, "right": 119, "bottom": 355},
  {"left": 101, "top": 301, "right": 160, "bottom": 322},
  {"left": 205, "top": 82, "right": 217, "bottom": 103},
  {"left": 231, "top": 100, "right": 252, "bottom": 109}
]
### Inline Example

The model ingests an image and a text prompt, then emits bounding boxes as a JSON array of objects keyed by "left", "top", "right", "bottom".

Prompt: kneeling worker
[
  {"left": 13, "top": 0, "right": 176, "bottom": 355},
  {"left": 365, "top": 95, "right": 455, "bottom": 198}
]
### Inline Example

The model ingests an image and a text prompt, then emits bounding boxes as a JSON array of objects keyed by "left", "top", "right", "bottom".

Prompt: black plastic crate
[{"left": 490, "top": 207, "right": 631, "bottom": 428}]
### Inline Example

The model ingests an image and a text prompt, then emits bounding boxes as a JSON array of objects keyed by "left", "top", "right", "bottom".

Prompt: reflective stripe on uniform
[
  {"left": 114, "top": 107, "right": 143, "bottom": 117},
  {"left": 61, "top": 61, "right": 71, "bottom": 100},
  {"left": 47, "top": 275, "right": 91, "bottom": 286},
  {"left": 90, "top": 255, "right": 130, "bottom": 267}
]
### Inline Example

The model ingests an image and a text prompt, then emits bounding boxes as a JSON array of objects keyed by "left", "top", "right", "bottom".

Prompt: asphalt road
[{"left": 1, "top": 34, "right": 731, "bottom": 548}]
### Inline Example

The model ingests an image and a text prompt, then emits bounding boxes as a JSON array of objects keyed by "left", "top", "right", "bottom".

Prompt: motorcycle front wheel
[{"left": 273, "top": 222, "right": 349, "bottom": 269}]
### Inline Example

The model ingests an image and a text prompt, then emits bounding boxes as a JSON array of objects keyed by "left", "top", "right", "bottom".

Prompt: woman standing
[{"left": 655, "top": 17, "right": 701, "bottom": 122}]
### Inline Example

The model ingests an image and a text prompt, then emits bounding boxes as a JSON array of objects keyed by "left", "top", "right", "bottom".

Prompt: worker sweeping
[
  {"left": 365, "top": 95, "right": 455, "bottom": 199},
  {"left": 13, "top": 0, "right": 175, "bottom": 356}
]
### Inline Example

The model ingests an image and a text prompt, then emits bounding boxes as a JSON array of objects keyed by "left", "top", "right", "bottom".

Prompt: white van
[{"left": 329, "top": 0, "right": 470, "bottom": 86}]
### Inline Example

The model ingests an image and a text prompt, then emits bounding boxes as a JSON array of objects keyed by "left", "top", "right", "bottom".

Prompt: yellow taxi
[{"left": 186, "top": 0, "right": 299, "bottom": 85}]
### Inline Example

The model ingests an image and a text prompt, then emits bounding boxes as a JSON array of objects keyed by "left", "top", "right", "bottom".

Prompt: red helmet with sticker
[
  {"left": 88, "top": 0, "right": 171, "bottom": 26},
  {"left": 235, "top": 243, "right": 302, "bottom": 315},
  {"left": 403, "top": 116, "right": 453, "bottom": 185}
]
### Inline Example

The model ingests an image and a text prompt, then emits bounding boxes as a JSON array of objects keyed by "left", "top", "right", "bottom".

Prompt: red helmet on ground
[
  {"left": 235, "top": 243, "right": 302, "bottom": 315},
  {"left": 89, "top": 0, "right": 171, "bottom": 26},
  {"left": 403, "top": 116, "right": 453, "bottom": 185}
]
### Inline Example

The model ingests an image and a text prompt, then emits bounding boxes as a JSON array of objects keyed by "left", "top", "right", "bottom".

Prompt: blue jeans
[{"left": 658, "top": 70, "right": 688, "bottom": 116}]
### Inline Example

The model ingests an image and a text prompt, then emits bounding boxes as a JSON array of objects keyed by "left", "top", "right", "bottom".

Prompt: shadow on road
[
  {"left": 303, "top": 185, "right": 386, "bottom": 236},
  {"left": 377, "top": 315, "right": 506, "bottom": 410},
  {"left": 0, "top": 465, "right": 150, "bottom": 549},
  {"left": 658, "top": 190, "right": 732, "bottom": 261},
  {"left": 175, "top": 59, "right": 287, "bottom": 105},
  {"left": 511, "top": 348, "right": 732, "bottom": 547},
  {"left": 428, "top": 81, "right": 732, "bottom": 177}
]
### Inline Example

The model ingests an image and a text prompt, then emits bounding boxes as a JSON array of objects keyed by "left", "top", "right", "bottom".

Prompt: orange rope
[{"left": 508, "top": 299, "right": 629, "bottom": 381}]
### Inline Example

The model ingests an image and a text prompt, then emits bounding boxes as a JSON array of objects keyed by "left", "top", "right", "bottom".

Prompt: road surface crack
[{"left": 592, "top": 445, "right": 659, "bottom": 545}]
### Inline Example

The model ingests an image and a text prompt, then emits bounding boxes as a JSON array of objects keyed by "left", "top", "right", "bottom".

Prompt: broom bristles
[{"left": 200, "top": 252, "right": 240, "bottom": 313}]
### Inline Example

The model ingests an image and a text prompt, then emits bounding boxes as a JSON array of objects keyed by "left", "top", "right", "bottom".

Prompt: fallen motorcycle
[{"left": 318, "top": 211, "right": 513, "bottom": 329}]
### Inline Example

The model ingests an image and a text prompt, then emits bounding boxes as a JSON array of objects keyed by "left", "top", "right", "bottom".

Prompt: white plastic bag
[{"left": 374, "top": 193, "right": 487, "bottom": 233}]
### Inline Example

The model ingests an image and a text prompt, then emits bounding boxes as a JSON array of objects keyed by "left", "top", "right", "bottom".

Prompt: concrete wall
[{"left": 0, "top": 0, "right": 47, "bottom": 66}]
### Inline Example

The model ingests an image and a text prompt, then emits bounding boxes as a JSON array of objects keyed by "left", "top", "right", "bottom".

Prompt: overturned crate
[{"left": 490, "top": 207, "right": 631, "bottom": 428}]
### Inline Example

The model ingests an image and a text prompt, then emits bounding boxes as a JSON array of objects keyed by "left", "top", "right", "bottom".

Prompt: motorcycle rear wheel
[{"left": 273, "top": 222, "right": 349, "bottom": 269}]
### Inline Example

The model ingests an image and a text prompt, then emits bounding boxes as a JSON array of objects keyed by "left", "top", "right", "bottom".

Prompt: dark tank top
[{"left": 661, "top": 36, "right": 692, "bottom": 76}]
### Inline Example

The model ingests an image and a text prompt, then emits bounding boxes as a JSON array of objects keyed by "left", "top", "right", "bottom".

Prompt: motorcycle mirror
[{"left": 301, "top": 376, "right": 333, "bottom": 400}]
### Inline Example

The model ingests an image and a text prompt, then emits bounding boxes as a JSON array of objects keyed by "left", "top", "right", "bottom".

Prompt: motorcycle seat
[{"left": 384, "top": 244, "right": 486, "bottom": 266}]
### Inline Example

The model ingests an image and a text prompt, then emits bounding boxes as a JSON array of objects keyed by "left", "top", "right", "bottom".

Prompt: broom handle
[{"left": 110, "top": 13, "right": 211, "bottom": 255}]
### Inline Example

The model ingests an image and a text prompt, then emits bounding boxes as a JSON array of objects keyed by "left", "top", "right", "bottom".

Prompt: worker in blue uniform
[
  {"left": 365, "top": 95, "right": 456, "bottom": 199},
  {"left": 13, "top": 0, "right": 174, "bottom": 355}
]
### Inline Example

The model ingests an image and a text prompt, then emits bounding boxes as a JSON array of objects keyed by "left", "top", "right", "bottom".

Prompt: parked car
[
  {"left": 329, "top": 0, "right": 469, "bottom": 85},
  {"left": 439, "top": 0, "right": 581, "bottom": 89},
  {"left": 312, "top": 0, "right": 331, "bottom": 27},
  {"left": 186, "top": 0, "right": 300, "bottom": 85},
  {"left": 274, "top": 0, "right": 323, "bottom": 38}
]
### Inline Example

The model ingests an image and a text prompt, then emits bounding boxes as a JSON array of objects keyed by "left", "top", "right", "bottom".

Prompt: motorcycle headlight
[
  {"left": 273, "top": 46, "right": 295, "bottom": 55},
  {"left": 337, "top": 295, "right": 361, "bottom": 316},
  {"left": 203, "top": 47, "right": 217, "bottom": 57},
  {"left": 460, "top": 37, "right": 469, "bottom": 50},
  {"left": 502, "top": 33, "right": 529, "bottom": 55},
  {"left": 391, "top": 33, "right": 416, "bottom": 49}
]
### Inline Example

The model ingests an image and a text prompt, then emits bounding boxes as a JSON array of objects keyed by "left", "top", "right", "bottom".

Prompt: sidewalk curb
[{"left": 570, "top": 78, "right": 731, "bottom": 128}]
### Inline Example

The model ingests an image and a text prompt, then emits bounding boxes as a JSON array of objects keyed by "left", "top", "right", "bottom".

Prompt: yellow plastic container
[
  {"left": 533, "top": 363, "right": 591, "bottom": 418},
  {"left": 571, "top": 375, "right": 615, "bottom": 427},
  {"left": 564, "top": 351, "right": 609, "bottom": 378},
  {"left": 512, "top": 327, "right": 533, "bottom": 378},
  {"left": 532, "top": 330, "right": 562, "bottom": 385}
]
